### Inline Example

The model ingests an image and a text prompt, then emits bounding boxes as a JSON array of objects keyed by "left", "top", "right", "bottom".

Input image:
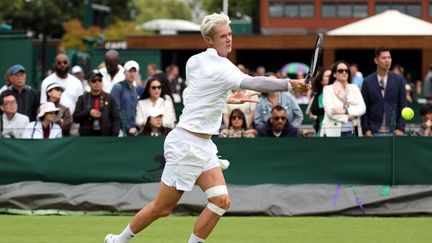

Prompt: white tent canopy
[
  {"left": 327, "top": 10, "right": 432, "bottom": 36},
  {"left": 139, "top": 19, "right": 200, "bottom": 35}
]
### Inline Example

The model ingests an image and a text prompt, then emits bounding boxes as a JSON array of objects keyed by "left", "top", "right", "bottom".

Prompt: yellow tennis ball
[{"left": 401, "top": 107, "right": 414, "bottom": 120}]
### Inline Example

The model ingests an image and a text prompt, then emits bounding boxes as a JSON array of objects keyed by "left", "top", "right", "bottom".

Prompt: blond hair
[{"left": 200, "top": 12, "right": 231, "bottom": 37}]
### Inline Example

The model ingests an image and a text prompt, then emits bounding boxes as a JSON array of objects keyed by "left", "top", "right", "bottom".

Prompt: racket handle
[{"left": 304, "top": 73, "right": 312, "bottom": 84}]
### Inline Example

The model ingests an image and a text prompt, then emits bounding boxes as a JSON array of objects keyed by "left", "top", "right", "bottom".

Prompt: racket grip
[{"left": 304, "top": 73, "right": 312, "bottom": 84}]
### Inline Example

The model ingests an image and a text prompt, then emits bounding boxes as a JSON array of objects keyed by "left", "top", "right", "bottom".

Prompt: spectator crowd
[{"left": 1, "top": 47, "right": 432, "bottom": 139}]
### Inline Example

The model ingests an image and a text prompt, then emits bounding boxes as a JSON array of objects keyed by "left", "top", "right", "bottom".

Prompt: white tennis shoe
[{"left": 104, "top": 234, "right": 118, "bottom": 243}]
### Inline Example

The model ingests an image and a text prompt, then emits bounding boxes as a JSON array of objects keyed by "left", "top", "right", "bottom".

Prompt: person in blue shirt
[{"left": 111, "top": 60, "right": 140, "bottom": 136}]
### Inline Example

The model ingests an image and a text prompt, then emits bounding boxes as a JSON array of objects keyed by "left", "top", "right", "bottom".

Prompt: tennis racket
[{"left": 304, "top": 33, "right": 324, "bottom": 84}]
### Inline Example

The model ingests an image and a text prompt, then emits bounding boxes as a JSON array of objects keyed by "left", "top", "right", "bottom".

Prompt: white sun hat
[{"left": 37, "top": 102, "right": 60, "bottom": 118}]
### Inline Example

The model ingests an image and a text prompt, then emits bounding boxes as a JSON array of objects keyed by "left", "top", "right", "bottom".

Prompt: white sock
[
  {"left": 116, "top": 224, "right": 135, "bottom": 243},
  {"left": 188, "top": 233, "right": 205, "bottom": 243}
]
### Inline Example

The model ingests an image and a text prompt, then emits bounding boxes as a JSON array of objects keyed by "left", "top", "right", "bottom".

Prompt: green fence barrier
[{"left": 0, "top": 136, "right": 431, "bottom": 185}]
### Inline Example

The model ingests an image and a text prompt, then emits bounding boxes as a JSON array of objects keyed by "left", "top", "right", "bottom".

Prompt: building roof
[
  {"left": 139, "top": 19, "right": 200, "bottom": 35},
  {"left": 327, "top": 10, "right": 432, "bottom": 36}
]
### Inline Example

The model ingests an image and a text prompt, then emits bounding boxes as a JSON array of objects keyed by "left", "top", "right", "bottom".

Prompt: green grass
[{"left": 0, "top": 215, "right": 431, "bottom": 242}]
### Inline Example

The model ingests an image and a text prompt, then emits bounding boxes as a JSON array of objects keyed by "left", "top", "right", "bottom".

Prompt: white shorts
[{"left": 161, "top": 127, "right": 219, "bottom": 191}]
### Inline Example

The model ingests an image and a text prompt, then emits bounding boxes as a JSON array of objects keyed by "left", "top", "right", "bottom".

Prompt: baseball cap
[
  {"left": 147, "top": 107, "right": 163, "bottom": 118},
  {"left": 71, "top": 65, "right": 83, "bottom": 74},
  {"left": 124, "top": 60, "right": 140, "bottom": 72},
  {"left": 10, "top": 64, "right": 26, "bottom": 75},
  {"left": 88, "top": 69, "right": 103, "bottom": 80}
]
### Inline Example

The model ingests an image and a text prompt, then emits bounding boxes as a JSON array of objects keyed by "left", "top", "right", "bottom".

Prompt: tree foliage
[
  {"left": 0, "top": 0, "right": 134, "bottom": 38},
  {"left": 61, "top": 19, "right": 102, "bottom": 52},
  {"left": 104, "top": 20, "right": 147, "bottom": 41},
  {"left": 134, "top": 0, "right": 192, "bottom": 24}
]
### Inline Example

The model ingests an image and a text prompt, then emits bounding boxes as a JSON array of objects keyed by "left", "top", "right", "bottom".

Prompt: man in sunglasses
[
  {"left": 257, "top": 105, "right": 301, "bottom": 137},
  {"left": 40, "top": 54, "right": 84, "bottom": 115},
  {"left": 73, "top": 70, "right": 120, "bottom": 136}
]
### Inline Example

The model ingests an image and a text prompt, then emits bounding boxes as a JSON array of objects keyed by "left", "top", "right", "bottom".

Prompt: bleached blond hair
[{"left": 200, "top": 12, "right": 231, "bottom": 37}]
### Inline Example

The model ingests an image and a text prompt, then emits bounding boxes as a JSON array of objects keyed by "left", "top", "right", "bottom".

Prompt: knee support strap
[
  {"left": 205, "top": 185, "right": 228, "bottom": 198},
  {"left": 205, "top": 185, "right": 229, "bottom": 216},
  {"left": 207, "top": 202, "right": 226, "bottom": 216}
]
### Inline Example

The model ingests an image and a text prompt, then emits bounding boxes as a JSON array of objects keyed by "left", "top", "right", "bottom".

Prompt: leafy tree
[
  {"left": 134, "top": 0, "right": 192, "bottom": 24},
  {"left": 61, "top": 19, "right": 102, "bottom": 52},
  {"left": 0, "top": 0, "right": 135, "bottom": 38},
  {"left": 104, "top": 19, "right": 148, "bottom": 41}
]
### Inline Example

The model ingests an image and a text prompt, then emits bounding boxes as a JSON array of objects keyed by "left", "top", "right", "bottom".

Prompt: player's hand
[
  {"left": 394, "top": 129, "right": 404, "bottom": 136},
  {"left": 228, "top": 90, "right": 259, "bottom": 104},
  {"left": 290, "top": 79, "right": 310, "bottom": 94}
]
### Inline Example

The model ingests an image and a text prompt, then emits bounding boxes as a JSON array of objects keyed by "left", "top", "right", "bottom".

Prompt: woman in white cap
[
  {"left": 22, "top": 102, "right": 62, "bottom": 139},
  {"left": 46, "top": 82, "right": 72, "bottom": 136}
]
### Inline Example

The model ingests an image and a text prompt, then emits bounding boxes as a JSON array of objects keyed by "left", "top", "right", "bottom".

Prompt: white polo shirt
[{"left": 177, "top": 48, "right": 247, "bottom": 134}]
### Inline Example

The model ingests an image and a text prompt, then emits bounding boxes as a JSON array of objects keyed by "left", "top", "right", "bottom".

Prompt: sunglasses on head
[
  {"left": 91, "top": 78, "right": 103, "bottom": 83},
  {"left": 273, "top": 116, "right": 287, "bottom": 121},
  {"left": 336, "top": 68, "right": 349, "bottom": 74},
  {"left": 151, "top": 85, "right": 162, "bottom": 90},
  {"left": 56, "top": 60, "right": 68, "bottom": 65}
]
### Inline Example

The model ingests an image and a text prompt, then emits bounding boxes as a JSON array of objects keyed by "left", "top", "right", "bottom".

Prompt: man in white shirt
[
  {"left": 0, "top": 91, "right": 29, "bottom": 138},
  {"left": 105, "top": 12, "right": 308, "bottom": 243},
  {"left": 100, "top": 49, "right": 125, "bottom": 93},
  {"left": 40, "top": 54, "right": 83, "bottom": 114}
]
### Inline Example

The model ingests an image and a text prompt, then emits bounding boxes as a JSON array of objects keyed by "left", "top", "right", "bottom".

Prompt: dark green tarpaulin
[{"left": 0, "top": 137, "right": 431, "bottom": 185}]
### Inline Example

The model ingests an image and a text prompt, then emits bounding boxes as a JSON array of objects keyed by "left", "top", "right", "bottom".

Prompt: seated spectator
[
  {"left": 73, "top": 70, "right": 120, "bottom": 136},
  {"left": 0, "top": 90, "right": 29, "bottom": 138},
  {"left": 254, "top": 90, "right": 303, "bottom": 129},
  {"left": 222, "top": 89, "right": 258, "bottom": 129},
  {"left": 219, "top": 109, "right": 256, "bottom": 138},
  {"left": 322, "top": 61, "right": 366, "bottom": 137},
  {"left": 405, "top": 84, "right": 414, "bottom": 104},
  {"left": 257, "top": 105, "right": 302, "bottom": 137},
  {"left": 22, "top": 102, "right": 62, "bottom": 139},
  {"left": 46, "top": 83, "right": 72, "bottom": 136},
  {"left": 141, "top": 108, "right": 171, "bottom": 137},
  {"left": 0, "top": 66, "right": 12, "bottom": 93},
  {"left": 416, "top": 104, "right": 432, "bottom": 136},
  {"left": 136, "top": 77, "right": 176, "bottom": 129},
  {"left": 2, "top": 64, "right": 39, "bottom": 121}
]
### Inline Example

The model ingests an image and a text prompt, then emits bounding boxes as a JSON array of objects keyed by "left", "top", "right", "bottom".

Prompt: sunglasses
[
  {"left": 91, "top": 78, "right": 103, "bottom": 83},
  {"left": 45, "top": 111, "right": 57, "bottom": 115},
  {"left": 273, "top": 116, "right": 287, "bottom": 121},
  {"left": 56, "top": 61, "right": 68, "bottom": 65},
  {"left": 336, "top": 69, "right": 349, "bottom": 74},
  {"left": 151, "top": 86, "right": 162, "bottom": 90},
  {"left": 231, "top": 115, "right": 244, "bottom": 120}
]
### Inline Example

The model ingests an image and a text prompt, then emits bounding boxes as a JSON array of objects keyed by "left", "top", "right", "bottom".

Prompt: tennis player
[{"left": 105, "top": 12, "right": 308, "bottom": 243}]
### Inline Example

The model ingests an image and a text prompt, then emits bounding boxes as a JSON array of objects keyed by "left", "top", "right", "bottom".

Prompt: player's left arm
[{"left": 239, "top": 76, "right": 308, "bottom": 93}]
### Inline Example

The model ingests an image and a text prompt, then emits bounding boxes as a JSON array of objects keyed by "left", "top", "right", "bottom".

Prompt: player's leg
[
  {"left": 130, "top": 181, "right": 184, "bottom": 232},
  {"left": 105, "top": 182, "right": 183, "bottom": 243},
  {"left": 188, "top": 166, "right": 230, "bottom": 242}
]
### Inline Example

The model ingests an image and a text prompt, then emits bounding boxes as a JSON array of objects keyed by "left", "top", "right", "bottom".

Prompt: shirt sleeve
[{"left": 240, "top": 76, "right": 292, "bottom": 93}]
